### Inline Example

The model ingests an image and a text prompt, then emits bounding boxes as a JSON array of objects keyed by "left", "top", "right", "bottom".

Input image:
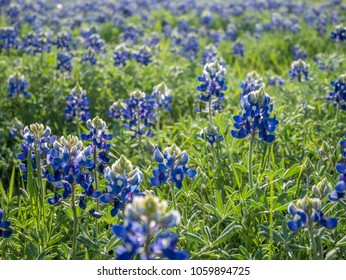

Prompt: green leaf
[
  {"left": 213, "top": 223, "right": 242, "bottom": 246},
  {"left": 77, "top": 235, "right": 100, "bottom": 251},
  {"left": 184, "top": 232, "right": 206, "bottom": 245},
  {"left": 283, "top": 163, "right": 301, "bottom": 179}
]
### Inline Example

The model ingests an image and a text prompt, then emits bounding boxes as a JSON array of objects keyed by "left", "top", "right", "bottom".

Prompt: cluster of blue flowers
[
  {"left": 17, "top": 124, "right": 56, "bottom": 181},
  {"left": 56, "top": 52, "right": 73, "bottom": 73},
  {"left": 329, "top": 132, "right": 346, "bottom": 201},
  {"left": 196, "top": 61, "right": 227, "bottom": 114},
  {"left": 327, "top": 73, "right": 346, "bottom": 110},
  {"left": 231, "top": 86, "right": 278, "bottom": 143},
  {"left": 46, "top": 135, "right": 96, "bottom": 208},
  {"left": 268, "top": 75, "right": 284, "bottom": 87},
  {"left": 64, "top": 85, "right": 92, "bottom": 123},
  {"left": 202, "top": 45, "right": 218, "bottom": 65},
  {"left": 289, "top": 59, "right": 309, "bottom": 82},
  {"left": 287, "top": 197, "right": 337, "bottom": 232},
  {"left": 81, "top": 116, "right": 113, "bottom": 174},
  {"left": 7, "top": 73, "right": 30, "bottom": 98},
  {"left": 113, "top": 44, "right": 130, "bottom": 67},
  {"left": 0, "top": 209, "right": 12, "bottom": 238},
  {"left": 148, "top": 82, "right": 172, "bottom": 112},
  {"left": 200, "top": 124, "right": 224, "bottom": 146},
  {"left": 240, "top": 71, "right": 263, "bottom": 99},
  {"left": 0, "top": 26, "right": 18, "bottom": 51},
  {"left": 331, "top": 24, "right": 346, "bottom": 42},
  {"left": 231, "top": 41, "right": 245, "bottom": 57},
  {"left": 122, "top": 90, "right": 157, "bottom": 139},
  {"left": 292, "top": 44, "right": 307, "bottom": 60},
  {"left": 99, "top": 155, "right": 144, "bottom": 217},
  {"left": 111, "top": 194, "right": 188, "bottom": 260},
  {"left": 150, "top": 144, "right": 196, "bottom": 189},
  {"left": 21, "top": 31, "right": 51, "bottom": 55}
]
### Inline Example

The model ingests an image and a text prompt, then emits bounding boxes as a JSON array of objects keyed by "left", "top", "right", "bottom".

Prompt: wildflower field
[{"left": 0, "top": 0, "right": 346, "bottom": 261}]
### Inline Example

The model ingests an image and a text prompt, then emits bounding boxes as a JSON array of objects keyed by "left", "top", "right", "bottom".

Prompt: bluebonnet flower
[
  {"left": 316, "top": 13, "right": 328, "bottom": 37},
  {"left": 150, "top": 144, "right": 196, "bottom": 189},
  {"left": 56, "top": 52, "right": 73, "bottom": 73},
  {"left": 123, "top": 25, "right": 142, "bottom": 44},
  {"left": 133, "top": 45, "right": 152, "bottom": 66},
  {"left": 329, "top": 132, "right": 346, "bottom": 201},
  {"left": 231, "top": 41, "right": 245, "bottom": 57},
  {"left": 112, "top": 194, "right": 187, "bottom": 260},
  {"left": 81, "top": 48, "right": 97, "bottom": 65},
  {"left": 202, "top": 44, "right": 218, "bottom": 65},
  {"left": 113, "top": 44, "right": 130, "bottom": 67},
  {"left": 201, "top": 10, "right": 213, "bottom": 27},
  {"left": 0, "top": 26, "right": 18, "bottom": 51},
  {"left": 17, "top": 123, "right": 56, "bottom": 181},
  {"left": 55, "top": 31, "right": 71, "bottom": 51},
  {"left": 292, "top": 44, "right": 307, "bottom": 60},
  {"left": 81, "top": 116, "right": 113, "bottom": 173},
  {"left": 122, "top": 89, "right": 157, "bottom": 139},
  {"left": 7, "top": 73, "right": 30, "bottom": 98},
  {"left": 143, "top": 32, "right": 160, "bottom": 47},
  {"left": 253, "top": 23, "right": 263, "bottom": 39},
  {"left": 46, "top": 135, "right": 96, "bottom": 207},
  {"left": 231, "top": 86, "right": 278, "bottom": 143},
  {"left": 268, "top": 75, "right": 284, "bottom": 87},
  {"left": 21, "top": 32, "right": 51, "bottom": 55},
  {"left": 240, "top": 71, "right": 263, "bottom": 99},
  {"left": 6, "top": 3, "right": 20, "bottom": 24},
  {"left": 315, "top": 53, "right": 343, "bottom": 71},
  {"left": 0, "top": 209, "right": 12, "bottom": 238},
  {"left": 84, "top": 33, "right": 105, "bottom": 54},
  {"left": 331, "top": 24, "right": 346, "bottom": 42},
  {"left": 196, "top": 61, "right": 227, "bottom": 114},
  {"left": 225, "top": 22, "right": 237, "bottom": 41},
  {"left": 108, "top": 101, "right": 126, "bottom": 120},
  {"left": 287, "top": 197, "right": 337, "bottom": 231},
  {"left": 9, "top": 118, "right": 24, "bottom": 139},
  {"left": 65, "top": 84, "right": 92, "bottom": 123},
  {"left": 99, "top": 155, "right": 144, "bottom": 217},
  {"left": 200, "top": 124, "right": 223, "bottom": 146},
  {"left": 149, "top": 82, "right": 172, "bottom": 112},
  {"left": 182, "top": 33, "right": 199, "bottom": 60},
  {"left": 327, "top": 73, "right": 346, "bottom": 110},
  {"left": 289, "top": 59, "right": 309, "bottom": 82},
  {"left": 208, "top": 30, "right": 223, "bottom": 47}
]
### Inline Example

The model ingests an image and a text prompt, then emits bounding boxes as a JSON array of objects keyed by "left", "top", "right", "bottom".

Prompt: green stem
[
  {"left": 93, "top": 148, "right": 99, "bottom": 239},
  {"left": 248, "top": 134, "right": 255, "bottom": 189},
  {"left": 71, "top": 182, "right": 78, "bottom": 260},
  {"left": 208, "top": 99, "right": 212, "bottom": 124},
  {"left": 308, "top": 222, "right": 317, "bottom": 260},
  {"left": 171, "top": 183, "right": 177, "bottom": 210}
]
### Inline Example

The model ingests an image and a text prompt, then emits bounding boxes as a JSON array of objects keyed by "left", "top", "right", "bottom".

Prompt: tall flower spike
[
  {"left": 113, "top": 43, "right": 130, "bottom": 67},
  {"left": 133, "top": 45, "right": 152, "bottom": 66},
  {"left": 289, "top": 59, "right": 309, "bottom": 82},
  {"left": 149, "top": 82, "right": 172, "bottom": 112},
  {"left": 122, "top": 89, "right": 157, "bottom": 139},
  {"left": 7, "top": 73, "right": 30, "bottom": 98},
  {"left": 231, "top": 86, "right": 278, "bottom": 143},
  {"left": 65, "top": 84, "right": 92, "bottom": 123},
  {"left": 196, "top": 61, "right": 227, "bottom": 113},
  {"left": 111, "top": 194, "right": 188, "bottom": 260},
  {"left": 240, "top": 71, "right": 263, "bottom": 99},
  {"left": 17, "top": 123, "right": 56, "bottom": 181},
  {"left": 81, "top": 116, "right": 113, "bottom": 173},
  {"left": 99, "top": 155, "right": 144, "bottom": 217},
  {"left": 150, "top": 144, "right": 196, "bottom": 189},
  {"left": 327, "top": 73, "right": 346, "bottom": 110},
  {"left": 287, "top": 196, "right": 337, "bottom": 232},
  {"left": 331, "top": 24, "right": 346, "bottom": 42},
  {"left": 46, "top": 135, "right": 96, "bottom": 207}
]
